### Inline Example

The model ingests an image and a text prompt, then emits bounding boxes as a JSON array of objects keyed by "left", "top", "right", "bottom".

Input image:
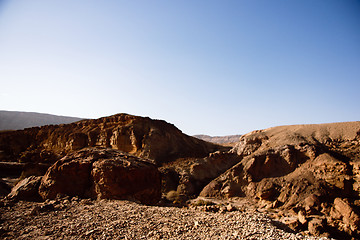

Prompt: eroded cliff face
[
  {"left": 200, "top": 122, "right": 360, "bottom": 238},
  {"left": 0, "top": 114, "right": 226, "bottom": 165}
]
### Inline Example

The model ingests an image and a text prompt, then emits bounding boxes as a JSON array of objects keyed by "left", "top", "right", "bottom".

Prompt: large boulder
[
  {"left": 39, "top": 148, "right": 161, "bottom": 205},
  {"left": 7, "top": 176, "right": 42, "bottom": 201},
  {"left": 91, "top": 158, "right": 161, "bottom": 204}
]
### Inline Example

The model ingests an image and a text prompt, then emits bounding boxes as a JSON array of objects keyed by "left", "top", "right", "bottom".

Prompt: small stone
[
  {"left": 226, "top": 204, "right": 236, "bottom": 212},
  {"left": 282, "top": 216, "right": 300, "bottom": 231},
  {"left": 71, "top": 196, "right": 79, "bottom": 202},
  {"left": 298, "top": 210, "right": 307, "bottom": 225},
  {"left": 194, "top": 221, "right": 199, "bottom": 228},
  {"left": 80, "top": 199, "right": 93, "bottom": 205},
  {"left": 272, "top": 200, "right": 280, "bottom": 208},
  {"left": 304, "top": 194, "right": 320, "bottom": 213},
  {"left": 85, "top": 229, "right": 96, "bottom": 235},
  {"left": 29, "top": 206, "right": 41, "bottom": 216},
  {"left": 308, "top": 217, "right": 325, "bottom": 236}
]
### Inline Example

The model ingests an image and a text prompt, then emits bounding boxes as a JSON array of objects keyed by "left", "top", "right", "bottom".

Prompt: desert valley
[{"left": 0, "top": 113, "right": 360, "bottom": 239}]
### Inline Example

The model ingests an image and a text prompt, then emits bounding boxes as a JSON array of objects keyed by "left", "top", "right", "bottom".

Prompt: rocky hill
[
  {"left": 0, "top": 110, "right": 82, "bottom": 131},
  {"left": 200, "top": 122, "right": 360, "bottom": 238},
  {"left": 0, "top": 113, "right": 226, "bottom": 165}
]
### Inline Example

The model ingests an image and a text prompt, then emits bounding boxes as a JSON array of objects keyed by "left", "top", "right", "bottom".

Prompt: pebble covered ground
[{"left": 0, "top": 198, "right": 331, "bottom": 240}]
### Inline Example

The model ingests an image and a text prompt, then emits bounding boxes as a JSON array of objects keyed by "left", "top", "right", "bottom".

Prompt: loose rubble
[{"left": 0, "top": 198, "right": 331, "bottom": 240}]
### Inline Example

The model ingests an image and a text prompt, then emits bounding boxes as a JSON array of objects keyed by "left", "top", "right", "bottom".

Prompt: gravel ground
[{"left": 0, "top": 199, "right": 330, "bottom": 240}]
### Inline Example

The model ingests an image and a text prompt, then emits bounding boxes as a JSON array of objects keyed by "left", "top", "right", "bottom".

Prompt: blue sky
[{"left": 0, "top": 0, "right": 359, "bottom": 135}]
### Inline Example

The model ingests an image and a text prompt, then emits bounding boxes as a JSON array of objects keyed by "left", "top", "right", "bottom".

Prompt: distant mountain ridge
[
  {"left": 193, "top": 134, "right": 242, "bottom": 145},
  {"left": 0, "top": 110, "right": 83, "bottom": 130}
]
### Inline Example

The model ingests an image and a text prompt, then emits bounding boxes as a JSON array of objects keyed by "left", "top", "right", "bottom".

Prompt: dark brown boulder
[
  {"left": 39, "top": 155, "right": 93, "bottom": 199},
  {"left": 7, "top": 176, "right": 42, "bottom": 201},
  {"left": 39, "top": 148, "right": 161, "bottom": 204},
  {"left": 91, "top": 157, "right": 161, "bottom": 204}
]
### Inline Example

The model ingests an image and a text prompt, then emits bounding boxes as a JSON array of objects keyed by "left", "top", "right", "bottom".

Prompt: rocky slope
[
  {"left": 200, "top": 122, "right": 360, "bottom": 238},
  {"left": 0, "top": 110, "right": 82, "bottom": 131},
  {"left": 0, "top": 113, "right": 226, "bottom": 165}
]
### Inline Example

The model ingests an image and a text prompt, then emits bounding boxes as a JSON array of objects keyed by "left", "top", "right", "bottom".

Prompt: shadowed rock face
[
  {"left": 39, "top": 148, "right": 162, "bottom": 205},
  {"left": 200, "top": 121, "right": 360, "bottom": 238},
  {"left": 0, "top": 114, "right": 226, "bottom": 165},
  {"left": 160, "top": 151, "right": 241, "bottom": 200}
]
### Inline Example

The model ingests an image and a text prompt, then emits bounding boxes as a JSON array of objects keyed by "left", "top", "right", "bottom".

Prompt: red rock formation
[
  {"left": 0, "top": 114, "right": 225, "bottom": 165},
  {"left": 39, "top": 148, "right": 161, "bottom": 205}
]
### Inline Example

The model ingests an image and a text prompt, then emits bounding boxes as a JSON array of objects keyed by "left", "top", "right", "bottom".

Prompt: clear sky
[{"left": 1, "top": 0, "right": 359, "bottom": 136}]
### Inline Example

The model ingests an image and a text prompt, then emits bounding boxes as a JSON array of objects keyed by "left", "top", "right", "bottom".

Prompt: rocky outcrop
[
  {"left": 39, "top": 148, "right": 161, "bottom": 204},
  {"left": 0, "top": 114, "right": 226, "bottom": 165},
  {"left": 200, "top": 121, "right": 360, "bottom": 238}
]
